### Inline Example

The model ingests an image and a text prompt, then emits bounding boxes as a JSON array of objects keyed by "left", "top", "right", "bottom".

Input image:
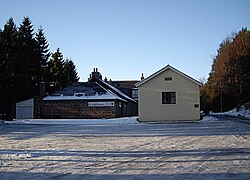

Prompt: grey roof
[
  {"left": 52, "top": 82, "right": 106, "bottom": 96},
  {"left": 45, "top": 78, "right": 137, "bottom": 103}
]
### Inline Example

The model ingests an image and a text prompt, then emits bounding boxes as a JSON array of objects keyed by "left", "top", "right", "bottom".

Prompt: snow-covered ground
[
  {"left": 1, "top": 116, "right": 250, "bottom": 179},
  {"left": 211, "top": 106, "right": 250, "bottom": 119},
  {"left": 4, "top": 117, "right": 139, "bottom": 125},
  {"left": 200, "top": 115, "right": 221, "bottom": 122}
]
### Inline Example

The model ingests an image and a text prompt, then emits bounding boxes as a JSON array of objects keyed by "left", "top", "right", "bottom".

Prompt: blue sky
[{"left": 1, "top": 0, "right": 249, "bottom": 81}]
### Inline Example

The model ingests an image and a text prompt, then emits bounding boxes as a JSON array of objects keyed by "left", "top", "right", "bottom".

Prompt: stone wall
[{"left": 40, "top": 100, "right": 118, "bottom": 119}]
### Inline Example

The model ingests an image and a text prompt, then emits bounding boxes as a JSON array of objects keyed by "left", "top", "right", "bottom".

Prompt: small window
[
  {"left": 162, "top": 92, "right": 176, "bottom": 104},
  {"left": 164, "top": 77, "right": 172, "bottom": 81},
  {"left": 132, "top": 89, "right": 138, "bottom": 99}
]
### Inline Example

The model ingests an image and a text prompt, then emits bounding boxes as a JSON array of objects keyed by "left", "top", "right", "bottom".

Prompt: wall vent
[{"left": 165, "top": 77, "right": 172, "bottom": 81}]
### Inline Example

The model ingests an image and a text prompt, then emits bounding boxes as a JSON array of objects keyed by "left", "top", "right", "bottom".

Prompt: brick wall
[
  {"left": 34, "top": 96, "right": 42, "bottom": 118},
  {"left": 40, "top": 100, "right": 118, "bottom": 119}
]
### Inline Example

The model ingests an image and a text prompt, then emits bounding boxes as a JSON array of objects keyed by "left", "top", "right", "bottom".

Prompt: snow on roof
[
  {"left": 43, "top": 75, "right": 137, "bottom": 102},
  {"left": 96, "top": 82, "right": 128, "bottom": 102},
  {"left": 43, "top": 91, "right": 125, "bottom": 101},
  {"left": 135, "top": 64, "right": 202, "bottom": 87},
  {"left": 43, "top": 81, "right": 126, "bottom": 101},
  {"left": 100, "top": 79, "right": 136, "bottom": 103},
  {"left": 51, "top": 82, "right": 106, "bottom": 96}
]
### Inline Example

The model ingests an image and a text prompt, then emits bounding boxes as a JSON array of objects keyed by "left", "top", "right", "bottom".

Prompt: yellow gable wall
[{"left": 138, "top": 69, "right": 200, "bottom": 121}]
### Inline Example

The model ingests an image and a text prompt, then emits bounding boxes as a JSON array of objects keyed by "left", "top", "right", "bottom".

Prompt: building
[
  {"left": 16, "top": 68, "right": 138, "bottom": 119},
  {"left": 135, "top": 65, "right": 202, "bottom": 122},
  {"left": 16, "top": 99, "right": 34, "bottom": 119},
  {"left": 110, "top": 80, "right": 139, "bottom": 101}
]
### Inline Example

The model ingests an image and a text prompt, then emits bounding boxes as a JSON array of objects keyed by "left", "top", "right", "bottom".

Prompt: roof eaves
[
  {"left": 95, "top": 82, "right": 127, "bottom": 102},
  {"left": 135, "top": 65, "right": 170, "bottom": 87},
  {"left": 135, "top": 64, "right": 202, "bottom": 87},
  {"left": 168, "top": 65, "right": 202, "bottom": 86},
  {"left": 97, "top": 78, "right": 136, "bottom": 103}
]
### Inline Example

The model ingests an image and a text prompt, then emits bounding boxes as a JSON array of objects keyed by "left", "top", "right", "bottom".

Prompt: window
[
  {"left": 162, "top": 92, "right": 176, "bottom": 104},
  {"left": 132, "top": 89, "right": 138, "bottom": 99}
]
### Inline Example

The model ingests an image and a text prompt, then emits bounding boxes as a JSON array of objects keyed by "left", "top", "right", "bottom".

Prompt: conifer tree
[
  {"left": 48, "top": 48, "right": 65, "bottom": 92},
  {"left": 0, "top": 26, "right": 4, "bottom": 113},
  {"left": 0, "top": 18, "right": 18, "bottom": 83},
  {"left": 0, "top": 17, "right": 80, "bottom": 117},
  {"left": 63, "top": 59, "right": 79, "bottom": 86},
  {"left": 0, "top": 29, "right": 2, "bottom": 80},
  {"left": 35, "top": 27, "right": 50, "bottom": 83},
  {"left": 36, "top": 27, "right": 50, "bottom": 67},
  {"left": 0, "top": 18, "right": 18, "bottom": 115},
  {"left": 17, "top": 17, "right": 40, "bottom": 98}
]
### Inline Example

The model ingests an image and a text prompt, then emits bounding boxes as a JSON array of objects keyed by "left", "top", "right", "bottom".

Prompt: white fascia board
[{"left": 135, "top": 64, "right": 202, "bottom": 87}]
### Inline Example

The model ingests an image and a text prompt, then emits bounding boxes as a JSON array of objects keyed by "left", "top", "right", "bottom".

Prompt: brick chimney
[{"left": 91, "top": 68, "right": 102, "bottom": 80}]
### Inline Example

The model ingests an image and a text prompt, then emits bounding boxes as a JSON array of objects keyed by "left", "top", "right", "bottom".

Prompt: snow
[
  {"left": 201, "top": 116, "right": 220, "bottom": 122},
  {"left": 43, "top": 91, "right": 124, "bottom": 101},
  {"left": 1, "top": 116, "right": 250, "bottom": 179},
  {"left": 43, "top": 80, "right": 135, "bottom": 102},
  {"left": 212, "top": 106, "right": 250, "bottom": 119},
  {"left": 6, "top": 116, "right": 223, "bottom": 125},
  {"left": 4, "top": 117, "right": 139, "bottom": 125},
  {"left": 100, "top": 80, "right": 136, "bottom": 102}
]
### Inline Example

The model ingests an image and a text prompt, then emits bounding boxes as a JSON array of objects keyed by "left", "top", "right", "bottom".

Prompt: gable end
[{"left": 135, "top": 65, "right": 202, "bottom": 87}]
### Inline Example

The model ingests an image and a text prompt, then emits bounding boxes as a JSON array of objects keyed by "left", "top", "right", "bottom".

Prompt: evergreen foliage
[
  {"left": 0, "top": 17, "right": 79, "bottom": 118},
  {"left": 48, "top": 48, "right": 65, "bottom": 92},
  {"left": 17, "top": 17, "right": 40, "bottom": 99},
  {"left": 47, "top": 50, "right": 79, "bottom": 92},
  {"left": 0, "top": 18, "right": 18, "bottom": 116},
  {"left": 63, "top": 59, "right": 80, "bottom": 87},
  {"left": 35, "top": 27, "right": 51, "bottom": 82}
]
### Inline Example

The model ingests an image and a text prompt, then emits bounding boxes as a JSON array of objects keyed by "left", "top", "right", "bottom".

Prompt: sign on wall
[{"left": 88, "top": 102, "right": 115, "bottom": 107}]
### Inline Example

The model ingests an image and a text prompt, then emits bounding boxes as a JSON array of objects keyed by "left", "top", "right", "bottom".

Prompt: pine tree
[
  {"left": 0, "top": 18, "right": 18, "bottom": 84},
  {"left": 36, "top": 27, "right": 50, "bottom": 67},
  {"left": 0, "top": 17, "right": 80, "bottom": 117},
  {"left": 17, "top": 17, "right": 40, "bottom": 99},
  {"left": 0, "top": 25, "right": 4, "bottom": 113},
  {"left": 48, "top": 48, "right": 65, "bottom": 92},
  {"left": 63, "top": 59, "right": 79, "bottom": 86},
  {"left": 35, "top": 27, "right": 50, "bottom": 83},
  {"left": 0, "top": 18, "right": 18, "bottom": 115},
  {"left": 0, "top": 29, "right": 2, "bottom": 79}
]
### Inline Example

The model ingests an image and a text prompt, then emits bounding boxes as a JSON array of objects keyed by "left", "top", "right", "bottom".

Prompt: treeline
[
  {"left": 0, "top": 17, "right": 79, "bottom": 116},
  {"left": 201, "top": 28, "right": 250, "bottom": 113}
]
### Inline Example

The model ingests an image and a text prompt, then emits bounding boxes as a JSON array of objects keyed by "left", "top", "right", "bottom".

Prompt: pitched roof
[
  {"left": 92, "top": 78, "right": 137, "bottom": 103},
  {"left": 45, "top": 77, "right": 137, "bottom": 103},
  {"left": 50, "top": 82, "right": 106, "bottom": 96},
  {"left": 135, "top": 64, "right": 202, "bottom": 87},
  {"left": 110, "top": 81, "right": 139, "bottom": 89},
  {"left": 43, "top": 81, "right": 126, "bottom": 101}
]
